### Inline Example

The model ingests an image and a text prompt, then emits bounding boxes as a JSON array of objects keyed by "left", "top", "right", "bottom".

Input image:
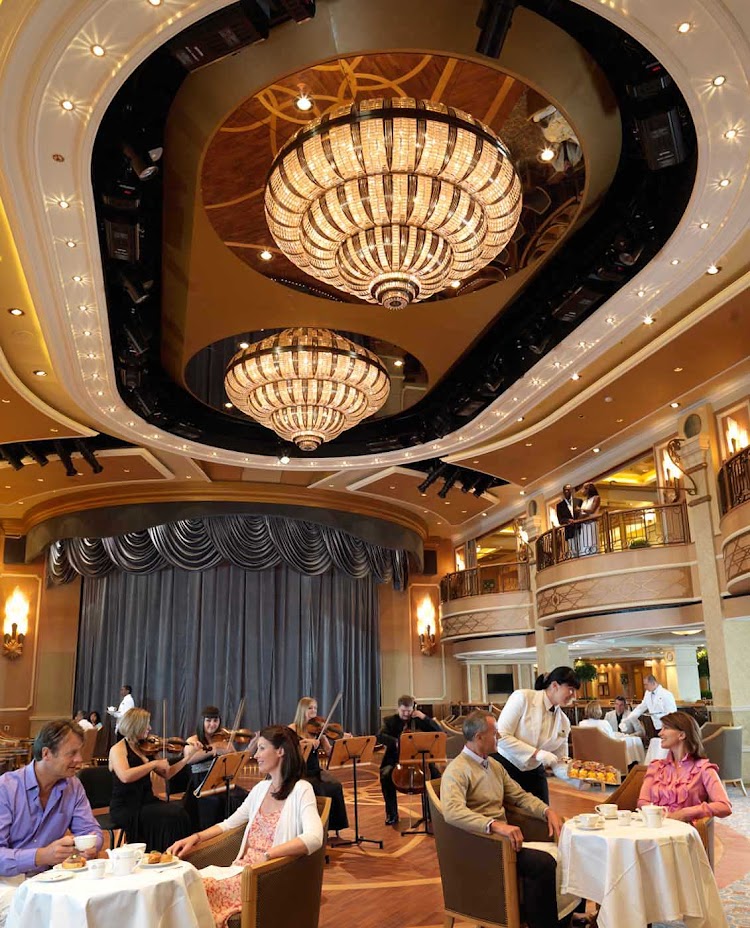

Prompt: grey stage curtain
[
  {"left": 49, "top": 514, "right": 407, "bottom": 589},
  {"left": 74, "top": 561, "right": 381, "bottom": 736}
]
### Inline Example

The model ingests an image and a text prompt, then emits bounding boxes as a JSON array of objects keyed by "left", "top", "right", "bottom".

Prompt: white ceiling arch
[{"left": 0, "top": 0, "right": 748, "bottom": 470}]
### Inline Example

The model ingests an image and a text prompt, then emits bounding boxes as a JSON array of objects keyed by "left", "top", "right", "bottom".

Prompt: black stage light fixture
[
  {"left": 22, "top": 444, "right": 49, "bottom": 467},
  {"left": 119, "top": 270, "right": 153, "bottom": 304},
  {"left": 276, "top": 0, "right": 315, "bottom": 22},
  {"left": 0, "top": 445, "right": 25, "bottom": 471},
  {"left": 437, "top": 469, "right": 460, "bottom": 499},
  {"left": 75, "top": 440, "right": 104, "bottom": 475},
  {"left": 53, "top": 441, "right": 79, "bottom": 477},
  {"left": 473, "top": 476, "right": 494, "bottom": 498},
  {"left": 122, "top": 142, "right": 159, "bottom": 181},
  {"left": 460, "top": 474, "right": 481, "bottom": 494},
  {"left": 476, "top": 0, "right": 519, "bottom": 59},
  {"left": 416, "top": 462, "right": 448, "bottom": 495}
]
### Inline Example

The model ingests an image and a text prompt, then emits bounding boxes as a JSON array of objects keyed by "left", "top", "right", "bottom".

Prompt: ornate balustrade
[
  {"left": 718, "top": 445, "right": 750, "bottom": 515},
  {"left": 439, "top": 561, "right": 530, "bottom": 603}
]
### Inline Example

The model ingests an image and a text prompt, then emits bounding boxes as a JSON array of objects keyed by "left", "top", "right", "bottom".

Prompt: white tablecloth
[
  {"left": 6, "top": 861, "right": 214, "bottom": 928},
  {"left": 645, "top": 738, "right": 670, "bottom": 764},
  {"left": 622, "top": 735, "right": 646, "bottom": 766},
  {"left": 559, "top": 818, "right": 727, "bottom": 928}
]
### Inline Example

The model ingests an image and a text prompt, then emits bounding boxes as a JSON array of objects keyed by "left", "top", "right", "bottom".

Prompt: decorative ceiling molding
[{"left": 0, "top": 0, "right": 748, "bottom": 470}]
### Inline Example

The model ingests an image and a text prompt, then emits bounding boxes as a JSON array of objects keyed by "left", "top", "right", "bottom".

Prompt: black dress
[
  {"left": 109, "top": 742, "right": 192, "bottom": 851},
  {"left": 183, "top": 753, "right": 247, "bottom": 831},
  {"left": 304, "top": 745, "right": 349, "bottom": 833}
]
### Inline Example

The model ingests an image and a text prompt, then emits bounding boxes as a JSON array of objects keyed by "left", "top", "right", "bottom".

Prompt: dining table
[
  {"left": 558, "top": 814, "right": 727, "bottom": 928},
  {"left": 6, "top": 858, "right": 214, "bottom": 928}
]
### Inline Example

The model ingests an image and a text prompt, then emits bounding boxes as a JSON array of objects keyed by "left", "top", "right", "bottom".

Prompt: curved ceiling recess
[{"left": 91, "top": 0, "right": 696, "bottom": 461}]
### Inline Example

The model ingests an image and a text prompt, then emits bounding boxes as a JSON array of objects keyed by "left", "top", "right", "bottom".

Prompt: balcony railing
[
  {"left": 536, "top": 502, "right": 690, "bottom": 571},
  {"left": 718, "top": 445, "right": 750, "bottom": 515},
  {"left": 440, "top": 561, "right": 530, "bottom": 603}
]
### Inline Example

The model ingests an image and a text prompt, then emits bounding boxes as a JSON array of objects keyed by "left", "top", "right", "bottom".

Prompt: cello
[{"left": 391, "top": 705, "right": 430, "bottom": 795}]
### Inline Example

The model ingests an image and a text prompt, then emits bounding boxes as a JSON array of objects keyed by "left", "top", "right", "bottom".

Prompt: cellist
[{"left": 377, "top": 694, "right": 441, "bottom": 826}]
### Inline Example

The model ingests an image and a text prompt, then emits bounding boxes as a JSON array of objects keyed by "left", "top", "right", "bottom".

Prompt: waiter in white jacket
[
  {"left": 494, "top": 666, "right": 580, "bottom": 802},
  {"left": 623, "top": 675, "right": 676, "bottom": 732},
  {"left": 107, "top": 684, "right": 134, "bottom": 739}
]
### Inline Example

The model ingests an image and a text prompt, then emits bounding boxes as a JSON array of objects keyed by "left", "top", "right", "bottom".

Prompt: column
[{"left": 663, "top": 644, "right": 701, "bottom": 702}]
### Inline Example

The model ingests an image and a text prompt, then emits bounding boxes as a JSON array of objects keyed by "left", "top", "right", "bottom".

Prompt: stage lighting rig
[
  {"left": 416, "top": 462, "right": 449, "bottom": 495},
  {"left": 53, "top": 442, "right": 79, "bottom": 477},
  {"left": 22, "top": 444, "right": 49, "bottom": 467},
  {"left": 75, "top": 440, "right": 104, "bottom": 475},
  {"left": 437, "top": 469, "right": 460, "bottom": 499},
  {"left": 0, "top": 446, "right": 25, "bottom": 471}
]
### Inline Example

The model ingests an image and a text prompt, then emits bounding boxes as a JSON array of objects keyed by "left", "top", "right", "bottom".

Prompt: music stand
[
  {"left": 326, "top": 736, "right": 382, "bottom": 849},
  {"left": 397, "top": 731, "right": 447, "bottom": 836},
  {"left": 194, "top": 752, "right": 247, "bottom": 819}
]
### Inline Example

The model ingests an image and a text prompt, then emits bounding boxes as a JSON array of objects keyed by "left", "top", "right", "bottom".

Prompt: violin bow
[
  {"left": 162, "top": 699, "right": 170, "bottom": 802},
  {"left": 316, "top": 691, "right": 343, "bottom": 742},
  {"left": 227, "top": 697, "right": 245, "bottom": 752}
]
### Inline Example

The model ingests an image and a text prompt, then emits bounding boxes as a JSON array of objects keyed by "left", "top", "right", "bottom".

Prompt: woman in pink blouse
[{"left": 637, "top": 712, "right": 731, "bottom": 822}]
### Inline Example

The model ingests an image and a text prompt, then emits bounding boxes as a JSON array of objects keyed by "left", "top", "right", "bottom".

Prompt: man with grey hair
[
  {"left": 624, "top": 675, "right": 677, "bottom": 732},
  {"left": 441, "top": 710, "right": 581, "bottom": 928}
]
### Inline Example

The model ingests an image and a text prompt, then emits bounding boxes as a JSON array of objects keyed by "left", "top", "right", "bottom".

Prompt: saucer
[
  {"left": 576, "top": 821, "right": 605, "bottom": 831},
  {"left": 53, "top": 862, "right": 88, "bottom": 875},
  {"left": 35, "top": 870, "right": 74, "bottom": 882},
  {"left": 138, "top": 859, "right": 180, "bottom": 869}
]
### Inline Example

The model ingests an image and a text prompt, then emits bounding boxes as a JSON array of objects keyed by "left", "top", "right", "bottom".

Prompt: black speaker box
[
  {"left": 422, "top": 549, "right": 438, "bottom": 576},
  {"left": 3, "top": 536, "right": 26, "bottom": 564}
]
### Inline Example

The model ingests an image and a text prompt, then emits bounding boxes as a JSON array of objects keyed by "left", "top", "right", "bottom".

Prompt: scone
[
  {"left": 147, "top": 851, "right": 162, "bottom": 865},
  {"left": 159, "top": 852, "right": 174, "bottom": 863},
  {"left": 62, "top": 853, "right": 86, "bottom": 870}
]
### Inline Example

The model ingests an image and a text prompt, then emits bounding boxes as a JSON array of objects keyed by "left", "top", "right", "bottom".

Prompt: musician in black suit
[
  {"left": 556, "top": 484, "right": 583, "bottom": 548},
  {"left": 376, "top": 695, "right": 441, "bottom": 825}
]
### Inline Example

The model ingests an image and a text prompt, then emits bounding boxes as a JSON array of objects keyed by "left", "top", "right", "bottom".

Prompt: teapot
[{"left": 106, "top": 845, "right": 142, "bottom": 875}]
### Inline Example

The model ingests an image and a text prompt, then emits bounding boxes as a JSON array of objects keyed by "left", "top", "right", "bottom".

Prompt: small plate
[
  {"left": 35, "top": 870, "right": 75, "bottom": 882},
  {"left": 53, "top": 862, "right": 88, "bottom": 875},
  {"left": 576, "top": 821, "right": 605, "bottom": 831},
  {"left": 138, "top": 859, "right": 180, "bottom": 869}
]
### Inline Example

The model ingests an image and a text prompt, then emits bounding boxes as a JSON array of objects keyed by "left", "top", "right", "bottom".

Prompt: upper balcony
[
  {"left": 718, "top": 446, "right": 750, "bottom": 594},
  {"left": 439, "top": 561, "right": 532, "bottom": 643}
]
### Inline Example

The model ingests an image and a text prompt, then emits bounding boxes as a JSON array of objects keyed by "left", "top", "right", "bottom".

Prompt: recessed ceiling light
[
  {"left": 481, "top": 512, "right": 487, "bottom": 517},
  {"left": 58, "top": 199, "right": 70, "bottom": 209},
  {"left": 593, "top": 447, "right": 600, "bottom": 453},
  {"left": 96, "top": 390, "right": 103, "bottom": 396},
  {"left": 670, "top": 402, "right": 681, "bottom": 408},
  {"left": 444, "top": 501, "right": 450, "bottom": 505},
  {"left": 224, "top": 402, "right": 233, "bottom": 409},
  {"left": 393, "top": 359, "right": 404, "bottom": 367},
  {"left": 712, "top": 75, "right": 726, "bottom": 87},
  {"left": 643, "top": 315, "right": 654, "bottom": 326},
  {"left": 606, "top": 316, "right": 615, "bottom": 325},
  {"left": 670, "top": 259, "right": 680, "bottom": 266},
  {"left": 450, "top": 280, "right": 461, "bottom": 289},
  {"left": 637, "top": 289, "right": 646, "bottom": 298},
  {"left": 186, "top": 475, "right": 192, "bottom": 479},
  {"left": 570, "top": 372, "right": 580, "bottom": 381},
  {"left": 517, "top": 416, "right": 524, "bottom": 422},
  {"left": 72, "top": 275, "right": 82, "bottom": 282},
  {"left": 295, "top": 94, "right": 313, "bottom": 112},
  {"left": 578, "top": 341, "right": 586, "bottom": 349},
  {"left": 0, "top": 399, "right": 9, "bottom": 404},
  {"left": 570, "top": 446, "right": 578, "bottom": 451},
  {"left": 461, "top": 509, "right": 467, "bottom": 513},
  {"left": 123, "top": 469, "right": 130, "bottom": 474},
  {"left": 553, "top": 360, "right": 561, "bottom": 368},
  {"left": 238, "top": 341, "right": 249, "bottom": 350},
  {"left": 521, "top": 476, "right": 527, "bottom": 481},
  {"left": 148, "top": 0, "right": 162, "bottom": 6},
  {"left": 60, "top": 99, "right": 74, "bottom": 111},
  {"left": 78, "top": 304, "right": 88, "bottom": 312},
  {"left": 724, "top": 129, "right": 738, "bottom": 140},
  {"left": 90, "top": 44, "right": 105, "bottom": 57},
  {"left": 718, "top": 178, "right": 731, "bottom": 188},
  {"left": 65, "top": 240, "right": 77, "bottom": 249},
  {"left": 706, "top": 264, "right": 721, "bottom": 275},
  {"left": 539, "top": 147, "right": 555, "bottom": 162},
  {"left": 278, "top": 454, "right": 291, "bottom": 465},
  {"left": 50, "top": 427, "right": 58, "bottom": 432},
  {"left": 519, "top": 490, "right": 526, "bottom": 496},
  {"left": 259, "top": 250, "right": 273, "bottom": 261},
  {"left": 82, "top": 330, "right": 91, "bottom": 336},
  {"left": 127, "top": 421, "right": 135, "bottom": 426},
  {"left": 616, "top": 418, "right": 624, "bottom": 423},
  {"left": 677, "top": 22, "right": 692, "bottom": 33},
  {"left": 698, "top": 221, "right": 710, "bottom": 230},
  {"left": 525, "top": 442, "right": 532, "bottom": 447},
  {"left": 673, "top": 366, "right": 683, "bottom": 372},
  {"left": 8, "top": 307, "right": 24, "bottom": 316},
  {"left": 87, "top": 352, "right": 95, "bottom": 359},
  {"left": 33, "top": 369, "right": 47, "bottom": 377},
  {"left": 389, "top": 485, "right": 396, "bottom": 490},
  {"left": 472, "top": 459, "right": 479, "bottom": 464}
]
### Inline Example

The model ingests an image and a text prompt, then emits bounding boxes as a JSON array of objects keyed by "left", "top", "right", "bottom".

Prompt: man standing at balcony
[
  {"left": 556, "top": 485, "right": 582, "bottom": 554},
  {"left": 624, "top": 675, "right": 677, "bottom": 732}
]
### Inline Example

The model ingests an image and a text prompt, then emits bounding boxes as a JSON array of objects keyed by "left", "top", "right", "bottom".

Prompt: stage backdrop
[{"left": 74, "top": 562, "right": 380, "bottom": 737}]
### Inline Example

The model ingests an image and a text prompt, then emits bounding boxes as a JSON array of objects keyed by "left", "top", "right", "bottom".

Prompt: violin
[
  {"left": 138, "top": 735, "right": 188, "bottom": 757},
  {"left": 200, "top": 728, "right": 255, "bottom": 752},
  {"left": 305, "top": 718, "right": 345, "bottom": 742}
]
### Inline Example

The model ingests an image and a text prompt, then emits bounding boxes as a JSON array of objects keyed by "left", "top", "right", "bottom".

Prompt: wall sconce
[
  {"left": 661, "top": 438, "right": 697, "bottom": 502},
  {"left": 725, "top": 416, "right": 748, "bottom": 456},
  {"left": 3, "top": 587, "right": 29, "bottom": 660},
  {"left": 416, "top": 596, "right": 437, "bottom": 656}
]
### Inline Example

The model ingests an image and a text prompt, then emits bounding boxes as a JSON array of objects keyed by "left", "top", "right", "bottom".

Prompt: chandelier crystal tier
[
  {"left": 265, "top": 97, "right": 522, "bottom": 309},
  {"left": 224, "top": 327, "right": 390, "bottom": 451}
]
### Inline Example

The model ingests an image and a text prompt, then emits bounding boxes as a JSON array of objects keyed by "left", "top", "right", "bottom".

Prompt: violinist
[
  {"left": 377, "top": 695, "right": 441, "bottom": 826},
  {"left": 289, "top": 698, "right": 349, "bottom": 836},
  {"left": 183, "top": 706, "right": 248, "bottom": 830},
  {"left": 108, "top": 707, "right": 195, "bottom": 851}
]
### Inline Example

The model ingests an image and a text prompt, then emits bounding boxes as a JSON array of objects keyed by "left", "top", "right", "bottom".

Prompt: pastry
[
  {"left": 62, "top": 853, "right": 86, "bottom": 869},
  {"left": 147, "top": 851, "right": 162, "bottom": 865}
]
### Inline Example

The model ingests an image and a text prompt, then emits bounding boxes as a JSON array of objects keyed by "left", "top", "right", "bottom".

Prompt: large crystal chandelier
[
  {"left": 224, "top": 327, "right": 390, "bottom": 451},
  {"left": 265, "top": 98, "right": 522, "bottom": 310}
]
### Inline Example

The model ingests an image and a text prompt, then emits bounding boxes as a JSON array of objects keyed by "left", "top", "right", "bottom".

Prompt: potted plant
[
  {"left": 574, "top": 661, "right": 598, "bottom": 699},
  {"left": 697, "top": 647, "right": 710, "bottom": 694},
  {"left": 629, "top": 538, "right": 651, "bottom": 549}
]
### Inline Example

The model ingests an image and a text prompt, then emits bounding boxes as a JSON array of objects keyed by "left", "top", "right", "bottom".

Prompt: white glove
[
  {"left": 618, "top": 722, "right": 628, "bottom": 733},
  {"left": 107, "top": 706, "right": 116, "bottom": 714},
  {"left": 536, "top": 750, "right": 559, "bottom": 768}
]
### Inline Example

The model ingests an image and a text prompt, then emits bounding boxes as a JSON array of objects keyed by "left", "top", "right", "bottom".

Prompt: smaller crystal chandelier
[
  {"left": 3, "top": 587, "right": 29, "bottom": 661},
  {"left": 224, "top": 327, "right": 390, "bottom": 451}
]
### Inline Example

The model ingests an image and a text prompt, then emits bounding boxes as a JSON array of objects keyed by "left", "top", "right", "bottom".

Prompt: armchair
[
  {"left": 570, "top": 725, "right": 629, "bottom": 775},
  {"left": 703, "top": 725, "right": 747, "bottom": 796},
  {"left": 183, "top": 796, "right": 330, "bottom": 928}
]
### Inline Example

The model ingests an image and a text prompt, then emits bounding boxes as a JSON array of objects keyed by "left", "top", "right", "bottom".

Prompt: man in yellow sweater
[{"left": 442, "top": 710, "right": 583, "bottom": 928}]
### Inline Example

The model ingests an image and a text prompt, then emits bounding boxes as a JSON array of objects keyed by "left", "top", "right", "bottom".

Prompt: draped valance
[{"left": 47, "top": 514, "right": 407, "bottom": 589}]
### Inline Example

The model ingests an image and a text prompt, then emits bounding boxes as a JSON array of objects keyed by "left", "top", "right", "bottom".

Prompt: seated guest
[
  {"left": 0, "top": 720, "right": 103, "bottom": 923},
  {"left": 290, "top": 697, "right": 349, "bottom": 836},
  {"left": 183, "top": 706, "right": 246, "bottom": 831},
  {"left": 89, "top": 711, "right": 104, "bottom": 732},
  {"left": 442, "top": 711, "right": 583, "bottom": 928},
  {"left": 109, "top": 707, "right": 196, "bottom": 850},
  {"left": 579, "top": 700, "right": 645, "bottom": 766},
  {"left": 168, "top": 726, "right": 323, "bottom": 928},
  {"left": 605, "top": 696, "right": 644, "bottom": 738},
  {"left": 637, "top": 711, "right": 731, "bottom": 822},
  {"left": 73, "top": 710, "right": 94, "bottom": 731}
]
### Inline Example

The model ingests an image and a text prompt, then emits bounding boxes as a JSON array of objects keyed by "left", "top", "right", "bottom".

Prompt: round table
[
  {"left": 559, "top": 816, "right": 727, "bottom": 928},
  {"left": 6, "top": 860, "right": 214, "bottom": 928}
]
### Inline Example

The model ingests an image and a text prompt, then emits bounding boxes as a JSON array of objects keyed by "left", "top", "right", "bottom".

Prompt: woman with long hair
[
  {"left": 637, "top": 711, "right": 731, "bottom": 821},
  {"left": 169, "top": 726, "right": 324, "bottom": 928},
  {"left": 494, "top": 666, "right": 580, "bottom": 802},
  {"left": 290, "top": 697, "right": 349, "bottom": 835},
  {"left": 108, "top": 707, "right": 195, "bottom": 850},
  {"left": 576, "top": 482, "right": 601, "bottom": 554}
]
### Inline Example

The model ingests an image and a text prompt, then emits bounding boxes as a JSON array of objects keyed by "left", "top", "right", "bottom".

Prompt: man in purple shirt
[{"left": 0, "top": 719, "right": 102, "bottom": 918}]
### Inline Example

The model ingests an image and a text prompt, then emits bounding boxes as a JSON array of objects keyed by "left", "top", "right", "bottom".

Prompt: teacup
[
  {"left": 74, "top": 834, "right": 98, "bottom": 852},
  {"left": 106, "top": 846, "right": 140, "bottom": 876},
  {"left": 577, "top": 813, "right": 603, "bottom": 828},
  {"left": 617, "top": 810, "right": 633, "bottom": 826},
  {"left": 595, "top": 803, "right": 618, "bottom": 819},
  {"left": 642, "top": 805, "right": 667, "bottom": 828},
  {"left": 88, "top": 859, "right": 107, "bottom": 880}
]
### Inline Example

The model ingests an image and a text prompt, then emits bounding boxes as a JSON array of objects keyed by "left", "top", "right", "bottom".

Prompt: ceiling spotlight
[
  {"left": 60, "top": 99, "right": 74, "bottom": 111},
  {"left": 90, "top": 44, "right": 105, "bottom": 57},
  {"left": 643, "top": 315, "right": 654, "bottom": 326},
  {"left": 65, "top": 240, "right": 77, "bottom": 248},
  {"left": 58, "top": 200, "right": 70, "bottom": 209},
  {"left": 674, "top": 366, "right": 683, "bottom": 372},
  {"left": 593, "top": 447, "right": 600, "bottom": 453},
  {"left": 637, "top": 289, "right": 646, "bottom": 298},
  {"left": 295, "top": 93, "right": 313, "bottom": 112},
  {"left": 570, "top": 372, "right": 580, "bottom": 381},
  {"left": 32, "top": 369, "right": 48, "bottom": 377},
  {"left": 393, "top": 359, "right": 404, "bottom": 367},
  {"left": 712, "top": 75, "right": 726, "bottom": 86},
  {"left": 517, "top": 416, "right": 524, "bottom": 422},
  {"left": 724, "top": 129, "right": 738, "bottom": 140},
  {"left": 53, "top": 441, "right": 78, "bottom": 477},
  {"left": 677, "top": 22, "right": 692, "bottom": 33},
  {"left": 718, "top": 178, "right": 731, "bottom": 188},
  {"left": 224, "top": 402, "right": 233, "bottom": 409},
  {"left": 706, "top": 264, "right": 721, "bottom": 274},
  {"left": 72, "top": 275, "right": 83, "bottom": 282},
  {"left": 670, "top": 402, "right": 681, "bottom": 408},
  {"left": 438, "top": 470, "right": 460, "bottom": 499},
  {"left": 123, "top": 143, "right": 159, "bottom": 180},
  {"left": 259, "top": 250, "right": 273, "bottom": 261},
  {"left": 670, "top": 259, "right": 680, "bottom": 266},
  {"left": 450, "top": 280, "right": 461, "bottom": 289},
  {"left": 698, "top": 222, "right": 710, "bottom": 230},
  {"left": 238, "top": 341, "right": 249, "bottom": 349},
  {"left": 570, "top": 446, "right": 578, "bottom": 451},
  {"left": 539, "top": 147, "right": 556, "bottom": 162},
  {"left": 0, "top": 446, "right": 25, "bottom": 471},
  {"left": 278, "top": 454, "right": 291, "bottom": 465},
  {"left": 606, "top": 316, "right": 615, "bottom": 325},
  {"left": 75, "top": 439, "right": 103, "bottom": 474},
  {"left": 519, "top": 490, "right": 526, "bottom": 496},
  {"left": 8, "top": 308, "right": 24, "bottom": 316}
]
